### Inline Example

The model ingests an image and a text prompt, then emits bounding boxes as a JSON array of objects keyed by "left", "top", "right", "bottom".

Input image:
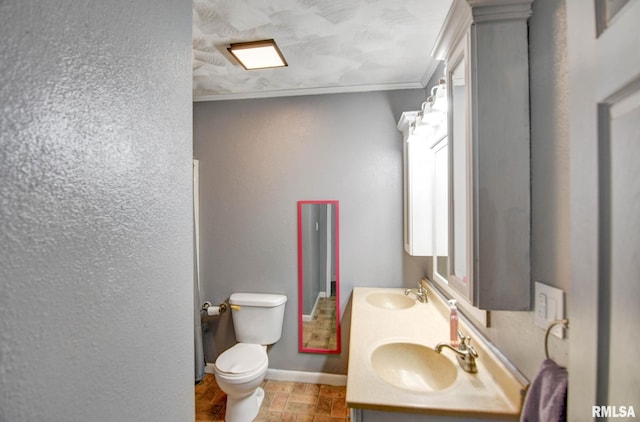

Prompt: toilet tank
[{"left": 229, "top": 293, "right": 287, "bottom": 344}]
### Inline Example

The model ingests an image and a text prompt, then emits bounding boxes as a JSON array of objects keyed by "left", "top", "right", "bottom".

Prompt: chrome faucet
[
  {"left": 404, "top": 279, "right": 428, "bottom": 303},
  {"left": 435, "top": 330, "right": 479, "bottom": 373}
]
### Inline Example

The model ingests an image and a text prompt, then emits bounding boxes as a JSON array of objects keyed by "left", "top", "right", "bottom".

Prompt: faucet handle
[
  {"left": 467, "top": 344, "right": 478, "bottom": 358},
  {"left": 457, "top": 331, "right": 479, "bottom": 358}
]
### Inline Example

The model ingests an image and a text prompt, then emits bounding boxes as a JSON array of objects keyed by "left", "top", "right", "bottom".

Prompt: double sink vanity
[{"left": 346, "top": 284, "right": 527, "bottom": 421}]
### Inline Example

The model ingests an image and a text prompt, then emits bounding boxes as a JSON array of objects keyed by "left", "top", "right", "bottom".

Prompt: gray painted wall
[
  {"left": 193, "top": 90, "right": 425, "bottom": 374},
  {"left": 0, "top": 1, "right": 194, "bottom": 421}
]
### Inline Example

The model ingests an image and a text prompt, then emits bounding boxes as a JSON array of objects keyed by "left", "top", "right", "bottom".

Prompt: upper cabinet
[{"left": 432, "top": 0, "right": 532, "bottom": 310}]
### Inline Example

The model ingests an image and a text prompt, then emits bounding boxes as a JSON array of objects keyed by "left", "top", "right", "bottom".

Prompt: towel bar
[{"left": 544, "top": 319, "right": 569, "bottom": 360}]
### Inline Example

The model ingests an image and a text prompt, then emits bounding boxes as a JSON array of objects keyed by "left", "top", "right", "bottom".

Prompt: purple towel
[{"left": 520, "top": 359, "right": 568, "bottom": 422}]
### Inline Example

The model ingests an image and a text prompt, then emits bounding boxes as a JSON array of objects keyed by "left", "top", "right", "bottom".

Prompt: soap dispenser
[{"left": 448, "top": 299, "right": 459, "bottom": 347}]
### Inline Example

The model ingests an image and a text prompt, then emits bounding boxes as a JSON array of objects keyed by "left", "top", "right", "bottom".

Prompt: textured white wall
[{"left": 0, "top": 1, "right": 194, "bottom": 421}]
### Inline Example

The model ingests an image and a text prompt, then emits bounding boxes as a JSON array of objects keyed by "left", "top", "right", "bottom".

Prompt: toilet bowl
[
  {"left": 212, "top": 293, "right": 287, "bottom": 422},
  {"left": 214, "top": 343, "right": 269, "bottom": 422}
]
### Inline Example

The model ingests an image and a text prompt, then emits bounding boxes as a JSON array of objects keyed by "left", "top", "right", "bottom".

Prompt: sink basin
[
  {"left": 366, "top": 292, "right": 416, "bottom": 309},
  {"left": 370, "top": 343, "right": 457, "bottom": 392}
]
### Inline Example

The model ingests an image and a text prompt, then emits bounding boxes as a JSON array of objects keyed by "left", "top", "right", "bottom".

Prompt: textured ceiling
[{"left": 193, "top": 0, "right": 452, "bottom": 101}]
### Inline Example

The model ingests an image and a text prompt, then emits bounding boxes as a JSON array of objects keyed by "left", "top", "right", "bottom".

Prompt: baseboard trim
[
  {"left": 204, "top": 363, "right": 347, "bottom": 386},
  {"left": 302, "top": 291, "right": 326, "bottom": 322}
]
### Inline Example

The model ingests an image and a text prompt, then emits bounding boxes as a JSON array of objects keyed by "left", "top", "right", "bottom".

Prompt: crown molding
[
  {"left": 468, "top": 0, "right": 533, "bottom": 22},
  {"left": 193, "top": 81, "right": 424, "bottom": 102}
]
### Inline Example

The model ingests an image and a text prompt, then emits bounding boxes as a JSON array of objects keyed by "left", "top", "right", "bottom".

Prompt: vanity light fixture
[
  {"left": 420, "top": 97, "right": 445, "bottom": 127},
  {"left": 417, "top": 78, "right": 447, "bottom": 128},
  {"left": 431, "top": 78, "right": 448, "bottom": 113},
  {"left": 227, "top": 39, "right": 288, "bottom": 70}
]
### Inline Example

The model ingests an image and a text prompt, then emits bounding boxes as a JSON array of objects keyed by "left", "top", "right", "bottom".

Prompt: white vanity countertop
[{"left": 346, "top": 286, "right": 528, "bottom": 419}]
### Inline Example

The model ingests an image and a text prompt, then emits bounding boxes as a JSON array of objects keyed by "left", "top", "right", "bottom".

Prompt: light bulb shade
[
  {"left": 420, "top": 99, "right": 445, "bottom": 126},
  {"left": 412, "top": 119, "right": 435, "bottom": 137},
  {"left": 228, "top": 39, "right": 288, "bottom": 70},
  {"left": 432, "top": 80, "right": 448, "bottom": 112},
  {"left": 422, "top": 109, "right": 445, "bottom": 126}
]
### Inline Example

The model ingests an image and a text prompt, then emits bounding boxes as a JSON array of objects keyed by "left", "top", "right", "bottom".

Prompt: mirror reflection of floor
[{"left": 302, "top": 296, "right": 337, "bottom": 350}]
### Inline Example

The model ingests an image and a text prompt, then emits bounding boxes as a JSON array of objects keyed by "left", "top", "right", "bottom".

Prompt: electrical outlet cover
[{"left": 534, "top": 281, "right": 565, "bottom": 338}]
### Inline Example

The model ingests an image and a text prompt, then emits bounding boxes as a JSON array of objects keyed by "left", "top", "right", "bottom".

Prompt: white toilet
[{"left": 213, "top": 293, "right": 287, "bottom": 422}]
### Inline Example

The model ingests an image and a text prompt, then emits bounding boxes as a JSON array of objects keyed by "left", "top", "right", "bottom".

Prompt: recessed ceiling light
[{"left": 227, "top": 39, "right": 288, "bottom": 70}]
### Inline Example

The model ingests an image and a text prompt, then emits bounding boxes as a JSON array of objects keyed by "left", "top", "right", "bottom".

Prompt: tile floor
[{"left": 195, "top": 374, "right": 349, "bottom": 422}]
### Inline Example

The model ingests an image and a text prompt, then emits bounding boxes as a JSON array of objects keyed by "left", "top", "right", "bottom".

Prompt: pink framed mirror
[{"left": 297, "top": 200, "right": 340, "bottom": 354}]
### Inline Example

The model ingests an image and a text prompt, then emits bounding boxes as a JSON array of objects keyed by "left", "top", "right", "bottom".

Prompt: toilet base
[{"left": 224, "top": 386, "right": 265, "bottom": 422}]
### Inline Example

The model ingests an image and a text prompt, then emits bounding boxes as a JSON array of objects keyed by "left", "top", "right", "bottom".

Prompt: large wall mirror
[{"left": 297, "top": 200, "right": 340, "bottom": 354}]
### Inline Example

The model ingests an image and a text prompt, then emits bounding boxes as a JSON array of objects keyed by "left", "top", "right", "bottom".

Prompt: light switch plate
[{"left": 534, "top": 281, "right": 565, "bottom": 338}]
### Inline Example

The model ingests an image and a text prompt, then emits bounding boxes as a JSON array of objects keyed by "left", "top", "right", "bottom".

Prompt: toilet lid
[{"left": 215, "top": 343, "right": 267, "bottom": 374}]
